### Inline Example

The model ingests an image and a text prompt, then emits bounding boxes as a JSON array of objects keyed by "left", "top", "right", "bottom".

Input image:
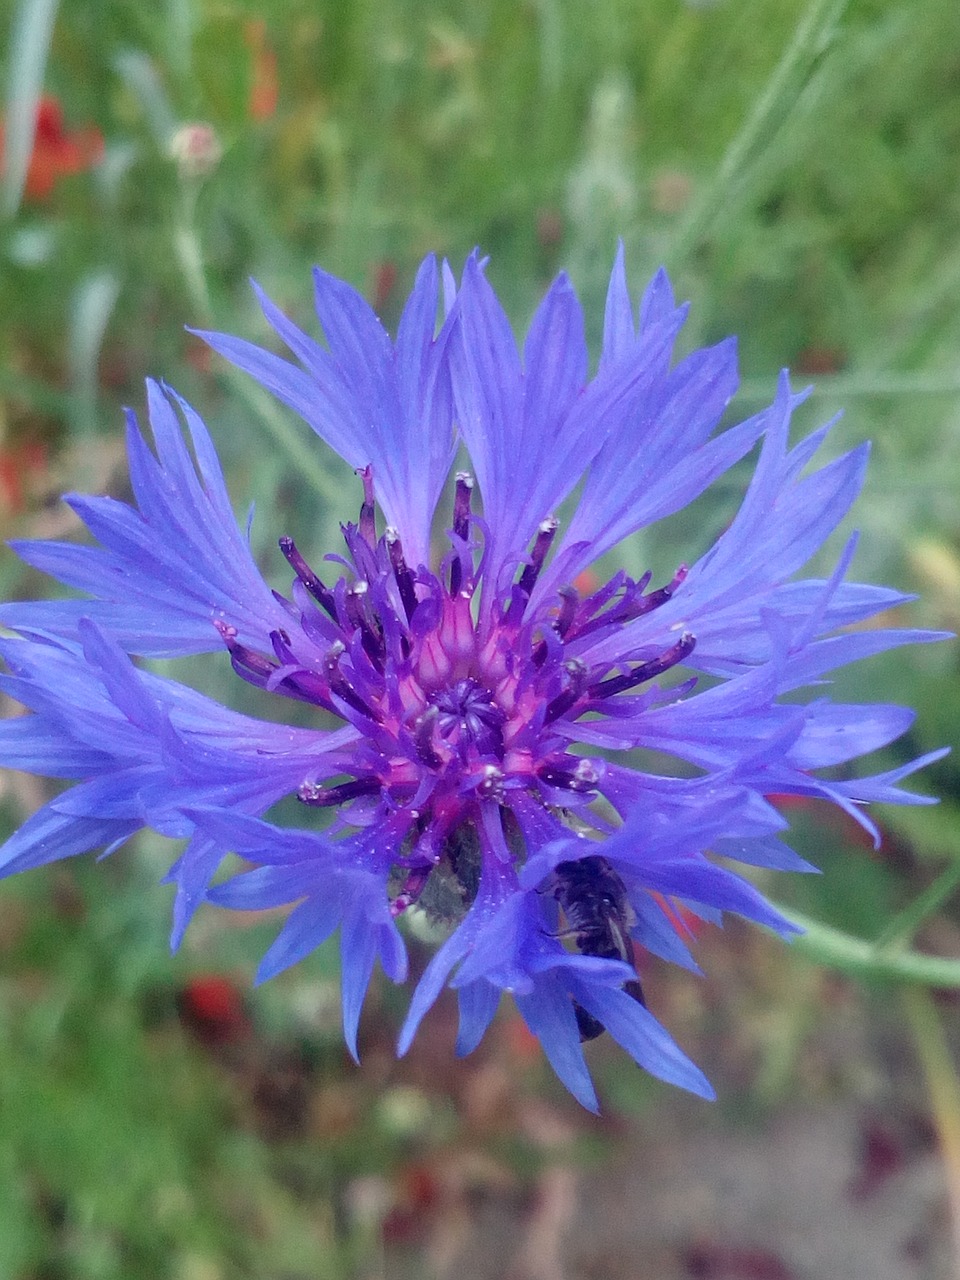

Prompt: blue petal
[
  {"left": 569, "top": 981, "right": 715, "bottom": 1099},
  {"left": 398, "top": 928, "right": 470, "bottom": 1056},
  {"left": 206, "top": 863, "right": 320, "bottom": 909},
  {"left": 549, "top": 337, "right": 743, "bottom": 577},
  {"left": 0, "top": 803, "right": 137, "bottom": 876},
  {"left": 599, "top": 241, "right": 634, "bottom": 368},
  {"left": 255, "top": 893, "right": 342, "bottom": 983},
  {"left": 631, "top": 893, "right": 702, "bottom": 972},
  {"left": 169, "top": 834, "right": 224, "bottom": 949},
  {"left": 781, "top": 629, "right": 952, "bottom": 689},
  {"left": 340, "top": 906, "right": 380, "bottom": 1061},
  {"left": 0, "top": 715, "right": 111, "bottom": 775},
  {"left": 628, "top": 858, "right": 800, "bottom": 936},
  {"left": 455, "top": 980, "right": 502, "bottom": 1056},
  {"left": 515, "top": 980, "right": 598, "bottom": 1113},
  {"left": 199, "top": 258, "right": 455, "bottom": 567},
  {"left": 788, "top": 701, "right": 916, "bottom": 768},
  {"left": 712, "top": 834, "right": 818, "bottom": 874},
  {"left": 6, "top": 384, "right": 292, "bottom": 657}
]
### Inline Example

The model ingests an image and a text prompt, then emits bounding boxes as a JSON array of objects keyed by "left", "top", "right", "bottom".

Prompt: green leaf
[{"left": 1, "top": 0, "right": 60, "bottom": 216}]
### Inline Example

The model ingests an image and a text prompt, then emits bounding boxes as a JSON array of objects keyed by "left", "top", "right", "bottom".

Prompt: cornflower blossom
[{"left": 0, "top": 250, "right": 946, "bottom": 1110}]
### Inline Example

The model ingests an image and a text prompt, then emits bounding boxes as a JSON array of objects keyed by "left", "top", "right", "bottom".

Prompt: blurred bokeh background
[{"left": 1, "top": 0, "right": 959, "bottom": 1276}]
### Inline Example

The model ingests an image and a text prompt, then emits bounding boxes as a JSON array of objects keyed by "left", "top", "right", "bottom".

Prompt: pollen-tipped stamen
[
  {"left": 298, "top": 776, "right": 381, "bottom": 807},
  {"left": 214, "top": 619, "right": 274, "bottom": 680},
  {"left": 391, "top": 863, "right": 434, "bottom": 916},
  {"left": 449, "top": 472, "right": 475, "bottom": 596},
  {"left": 517, "top": 518, "right": 558, "bottom": 597},
  {"left": 544, "top": 657, "right": 589, "bottom": 724},
  {"left": 278, "top": 536, "right": 338, "bottom": 619},
  {"left": 537, "top": 758, "right": 601, "bottom": 794},
  {"left": 386, "top": 528, "right": 418, "bottom": 622},
  {"left": 358, "top": 465, "right": 377, "bottom": 547},
  {"left": 345, "top": 581, "right": 386, "bottom": 666},
  {"left": 554, "top": 585, "right": 579, "bottom": 639},
  {"left": 323, "top": 642, "right": 379, "bottom": 719}
]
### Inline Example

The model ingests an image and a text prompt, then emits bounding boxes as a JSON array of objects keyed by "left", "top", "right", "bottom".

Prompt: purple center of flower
[
  {"left": 214, "top": 469, "right": 694, "bottom": 921},
  {"left": 430, "top": 679, "right": 505, "bottom": 757}
]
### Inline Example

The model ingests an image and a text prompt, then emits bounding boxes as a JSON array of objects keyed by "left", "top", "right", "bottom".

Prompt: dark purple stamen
[
  {"left": 323, "top": 643, "right": 379, "bottom": 719},
  {"left": 270, "top": 628, "right": 295, "bottom": 663},
  {"left": 533, "top": 583, "right": 579, "bottom": 666},
  {"left": 554, "top": 585, "right": 579, "bottom": 639},
  {"left": 537, "top": 757, "right": 600, "bottom": 794},
  {"left": 545, "top": 658, "right": 589, "bottom": 724},
  {"left": 391, "top": 864, "right": 433, "bottom": 917},
  {"left": 518, "top": 518, "right": 558, "bottom": 596},
  {"left": 215, "top": 621, "right": 276, "bottom": 681},
  {"left": 413, "top": 705, "right": 444, "bottom": 769},
  {"left": 504, "top": 583, "right": 529, "bottom": 628},
  {"left": 216, "top": 620, "right": 335, "bottom": 708},
  {"left": 562, "top": 565, "right": 689, "bottom": 645},
  {"left": 358, "top": 465, "right": 377, "bottom": 547},
  {"left": 345, "top": 582, "right": 385, "bottom": 666},
  {"left": 386, "top": 528, "right": 418, "bottom": 622},
  {"left": 279, "top": 536, "right": 338, "bottom": 619},
  {"left": 450, "top": 472, "right": 474, "bottom": 596},
  {"left": 298, "top": 776, "right": 381, "bottom": 807},
  {"left": 598, "top": 565, "right": 686, "bottom": 628},
  {"left": 636, "top": 564, "right": 688, "bottom": 614},
  {"left": 453, "top": 472, "right": 473, "bottom": 542},
  {"left": 589, "top": 632, "right": 696, "bottom": 699}
]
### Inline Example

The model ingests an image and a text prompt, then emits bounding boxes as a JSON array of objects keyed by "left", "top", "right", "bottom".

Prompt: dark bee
[{"left": 551, "top": 855, "right": 645, "bottom": 1041}]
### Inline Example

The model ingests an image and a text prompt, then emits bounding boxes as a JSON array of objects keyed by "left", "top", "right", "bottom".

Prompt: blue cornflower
[{"left": 0, "top": 250, "right": 947, "bottom": 1110}]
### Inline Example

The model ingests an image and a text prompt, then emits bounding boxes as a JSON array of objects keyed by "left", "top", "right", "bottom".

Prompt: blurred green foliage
[{"left": 1, "top": 0, "right": 959, "bottom": 1276}]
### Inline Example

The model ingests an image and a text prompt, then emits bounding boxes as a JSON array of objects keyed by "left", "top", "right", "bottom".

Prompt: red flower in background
[
  {"left": 178, "top": 973, "right": 251, "bottom": 1046},
  {"left": 245, "top": 20, "right": 279, "bottom": 122},
  {"left": 0, "top": 440, "right": 48, "bottom": 516},
  {"left": 0, "top": 95, "right": 103, "bottom": 201}
]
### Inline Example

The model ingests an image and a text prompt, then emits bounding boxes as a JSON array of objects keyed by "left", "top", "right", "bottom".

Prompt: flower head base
[{"left": 0, "top": 249, "right": 948, "bottom": 1111}]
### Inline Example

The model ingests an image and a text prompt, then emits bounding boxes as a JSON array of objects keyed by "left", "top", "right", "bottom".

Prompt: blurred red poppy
[
  {"left": 0, "top": 440, "right": 47, "bottom": 515},
  {"left": 177, "top": 973, "right": 251, "bottom": 1045},
  {"left": 0, "top": 95, "right": 103, "bottom": 201},
  {"left": 245, "top": 20, "right": 279, "bottom": 122}
]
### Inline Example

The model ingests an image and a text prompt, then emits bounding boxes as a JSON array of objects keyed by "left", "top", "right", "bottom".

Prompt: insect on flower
[
  {"left": 550, "top": 855, "right": 645, "bottom": 1042},
  {"left": 0, "top": 248, "right": 948, "bottom": 1111}
]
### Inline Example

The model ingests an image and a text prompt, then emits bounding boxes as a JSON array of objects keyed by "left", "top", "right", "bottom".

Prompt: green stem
[
  {"left": 873, "top": 861, "right": 960, "bottom": 952},
  {"left": 781, "top": 906, "right": 960, "bottom": 988},
  {"left": 902, "top": 987, "right": 960, "bottom": 1272},
  {"left": 669, "top": 0, "right": 850, "bottom": 264}
]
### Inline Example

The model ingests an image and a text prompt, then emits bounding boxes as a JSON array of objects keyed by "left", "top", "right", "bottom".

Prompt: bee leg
[
  {"left": 625, "top": 976, "right": 646, "bottom": 1009},
  {"left": 573, "top": 1001, "right": 605, "bottom": 1042},
  {"left": 543, "top": 924, "right": 581, "bottom": 942},
  {"left": 573, "top": 979, "right": 645, "bottom": 1043}
]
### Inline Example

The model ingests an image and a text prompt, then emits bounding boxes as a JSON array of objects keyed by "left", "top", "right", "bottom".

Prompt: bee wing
[
  {"left": 607, "top": 913, "right": 647, "bottom": 1008},
  {"left": 606, "top": 912, "right": 633, "bottom": 966}
]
